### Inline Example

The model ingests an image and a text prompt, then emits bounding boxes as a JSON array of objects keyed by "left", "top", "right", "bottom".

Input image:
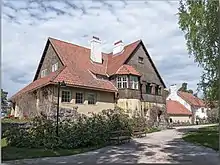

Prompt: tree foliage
[
  {"left": 1, "top": 89, "right": 8, "bottom": 108},
  {"left": 178, "top": 82, "right": 194, "bottom": 94},
  {"left": 178, "top": 0, "right": 219, "bottom": 101}
]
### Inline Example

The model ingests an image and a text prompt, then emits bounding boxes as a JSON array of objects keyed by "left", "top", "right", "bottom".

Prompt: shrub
[{"left": 4, "top": 109, "right": 132, "bottom": 149}]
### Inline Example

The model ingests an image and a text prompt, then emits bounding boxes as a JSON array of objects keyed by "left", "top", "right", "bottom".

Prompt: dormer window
[
  {"left": 41, "top": 69, "right": 47, "bottom": 78},
  {"left": 117, "top": 76, "right": 128, "bottom": 89},
  {"left": 130, "top": 76, "right": 139, "bottom": 89},
  {"left": 52, "top": 63, "right": 58, "bottom": 72}
]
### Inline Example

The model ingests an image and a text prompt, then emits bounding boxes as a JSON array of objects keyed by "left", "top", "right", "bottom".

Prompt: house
[
  {"left": 166, "top": 84, "right": 208, "bottom": 124},
  {"left": 10, "top": 36, "right": 167, "bottom": 119},
  {"left": 166, "top": 100, "right": 192, "bottom": 123}
]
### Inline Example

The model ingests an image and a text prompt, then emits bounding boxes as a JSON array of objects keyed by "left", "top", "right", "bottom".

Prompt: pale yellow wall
[
  {"left": 117, "top": 99, "right": 165, "bottom": 118},
  {"left": 169, "top": 115, "right": 191, "bottom": 123},
  {"left": 59, "top": 87, "right": 115, "bottom": 115}
]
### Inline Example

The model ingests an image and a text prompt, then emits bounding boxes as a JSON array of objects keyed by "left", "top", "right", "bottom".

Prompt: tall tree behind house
[
  {"left": 1, "top": 89, "right": 8, "bottom": 110},
  {"left": 178, "top": 83, "right": 193, "bottom": 94}
]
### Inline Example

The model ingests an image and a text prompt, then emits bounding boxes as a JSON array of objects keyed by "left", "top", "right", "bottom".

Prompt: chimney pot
[{"left": 113, "top": 40, "right": 124, "bottom": 55}]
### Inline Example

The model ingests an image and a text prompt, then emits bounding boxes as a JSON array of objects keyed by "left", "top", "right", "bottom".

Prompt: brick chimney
[
  {"left": 90, "top": 36, "right": 102, "bottom": 63},
  {"left": 113, "top": 40, "right": 124, "bottom": 55}
]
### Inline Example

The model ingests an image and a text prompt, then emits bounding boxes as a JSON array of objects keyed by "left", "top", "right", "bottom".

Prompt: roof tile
[{"left": 166, "top": 100, "right": 192, "bottom": 115}]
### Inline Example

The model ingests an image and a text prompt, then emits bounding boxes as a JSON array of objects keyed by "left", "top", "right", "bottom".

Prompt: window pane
[
  {"left": 76, "top": 93, "right": 83, "bottom": 104},
  {"left": 146, "top": 83, "right": 152, "bottom": 94},
  {"left": 61, "top": 90, "right": 71, "bottom": 102},
  {"left": 88, "top": 93, "right": 96, "bottom": 104}
]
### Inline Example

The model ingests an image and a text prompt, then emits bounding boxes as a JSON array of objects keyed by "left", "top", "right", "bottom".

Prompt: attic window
[
  {"left": 138, "top": 57, "right": 144, "bottom": 64},
  {"left": 52, "top": 63, "right": 58, "bottom": 72},
  {"left": 41, "top": 69, "right": 47, "bottom": 78}
]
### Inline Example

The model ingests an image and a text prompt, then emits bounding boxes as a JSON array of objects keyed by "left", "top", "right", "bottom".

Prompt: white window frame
[
  {"left": 88, "top": 93, "right": 96, "bottom": 105},
  {"left": 61, "top": 90, "right": 71, "bottom": 103},
  {"left": 130, "top": 76, "right": 139, "bottom": 89},
  {"left": 52, "top": 63, "right": 58, "bottom": 72},
  {"left": 41, "top": 69, "right": 47, "bottom": 78},
  {"left": 76, "top": 92, "right": 84, "bottom": 104},
  {"left": 117, "top": 76, "right": 128, "bottom": 89}
]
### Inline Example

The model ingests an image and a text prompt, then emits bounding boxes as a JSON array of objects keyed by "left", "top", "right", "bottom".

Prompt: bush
[{"left": 4, "top": 109, "right": 132, "bottom": 149}]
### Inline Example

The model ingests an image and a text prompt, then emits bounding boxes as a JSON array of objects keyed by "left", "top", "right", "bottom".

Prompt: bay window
[
  {"left": 130, "top": 76, "right": 139, "bottom": 89},
  {"left": 117, "top": 76, "right": 128, "bottom": 88}
]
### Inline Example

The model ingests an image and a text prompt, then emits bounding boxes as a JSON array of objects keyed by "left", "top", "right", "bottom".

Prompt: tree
[
  {"left": 1, "top": 89, "right": 8, "bottom": 109},
  {"left": 178, "top": 0, "right": 219, "bottom": 102},
  {"left": 178, "top": 82, "right": 194, "bottom": 94}
]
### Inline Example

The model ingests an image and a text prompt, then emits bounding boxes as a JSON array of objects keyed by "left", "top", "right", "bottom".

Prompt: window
[
  {"left": 138, "top": 57, "right": 144, "bottom": 64},
  {"left": 117, "top": 76, "right": 128, "bottom": 89},
  {"left": 130, "top": 76, "right": 139, "bottom": 89},
  {"left": 155, "top": 85, "right": 162, "bottom": 95},
  {"left": 201, "top": 108, "right": 204, "bottom": 113},
  {"left": 52, "top": 63, "right": 58, "bottom": 72},
  {"left": 88, "top": 93, "right": 96, "bottom": 105},
  {"left": 41, "top": 69, "right": 47, "bottom": 77},
  {"left": 76, "top": 92, "right": 83, "bottom": 104},
  {"left": 146, "top": 83, "right": 152, "bottom": 94},
  {"left": 61, "top": 90, "right": 71, "bottom": 102}
]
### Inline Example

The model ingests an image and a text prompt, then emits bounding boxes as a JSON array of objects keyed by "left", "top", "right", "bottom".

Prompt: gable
[
  {"left": 34, "top": 41, "right": 63, "bottom": 80},
  {"left": 126, "top": 42, "right": 166, "bottom": 88}
]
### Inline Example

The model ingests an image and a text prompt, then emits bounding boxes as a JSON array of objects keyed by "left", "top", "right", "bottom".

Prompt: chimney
[
  {"left": 113, "top": 40, "right": 124, "bottom": 55},
  {"left": 90, "top": 36, "right": 102, "bottom": 63}
]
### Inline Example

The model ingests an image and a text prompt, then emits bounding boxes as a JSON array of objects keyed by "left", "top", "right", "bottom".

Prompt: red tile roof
[
  {"left": 107, "top": 40, "right": 141, "bottom": 75},
  {"left": 115, "top": 65, "right": 141, "bottom": 76},
  {"left": 11, "top": 37, "right": 165, "bottom": 100},
  {"left": 166, "top": 100, "right": 192, "bottom": 115},
  {"left": 178, "top": 91, "right": 205, "bottom": 107},
  {"left": 11, "top": 68, "right": 63, "bottom": 99}
]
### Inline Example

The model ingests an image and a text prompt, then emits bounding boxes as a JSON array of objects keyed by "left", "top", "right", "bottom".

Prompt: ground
[
  {"left": 183, "top": 125, "right": 218, "bottom": 150},
  {"left": 3, "top": 124, "right": 220, "bottom": 165}
]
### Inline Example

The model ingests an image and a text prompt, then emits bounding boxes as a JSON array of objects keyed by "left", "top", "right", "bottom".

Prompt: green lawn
[
  {"left": 1, "top": 138, "right": 103, "bottom": 161},
  {"left": 183, "top": 125, "right": 219, "bottom": 151}
]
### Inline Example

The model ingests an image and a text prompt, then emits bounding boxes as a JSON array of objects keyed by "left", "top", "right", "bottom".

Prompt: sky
[{"left": 2, "top": 0, "right": 203, "bottom": 98}]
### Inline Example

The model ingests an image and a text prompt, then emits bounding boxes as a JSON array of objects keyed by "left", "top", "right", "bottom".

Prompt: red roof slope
[
  {"left": 166, "top": 100, "right": 192, "bottom": 115},
  {"left": 11, "top": 68, "right": 63, "bottom": 99},
  {"left": 107, "top": 40, "right": 141, "bottom": 75},
  {"left": 115, "top": 65, "right": 141, "bottom": 76},
  {"left": 178, "top": 91, "right": 205, "bottom": 107},
  {"left": 11, "top": 37, "right": 165, "bottom": 99}
]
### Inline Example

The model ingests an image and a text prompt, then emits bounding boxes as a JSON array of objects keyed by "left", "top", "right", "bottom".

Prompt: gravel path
[{"left": 3, "top": 124, "right": 219, "bottom": 165}]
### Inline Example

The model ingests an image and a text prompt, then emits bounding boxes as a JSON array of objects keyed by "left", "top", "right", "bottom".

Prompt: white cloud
[{"left": 2, "top": 0, "right": 203, "bottom": 97}]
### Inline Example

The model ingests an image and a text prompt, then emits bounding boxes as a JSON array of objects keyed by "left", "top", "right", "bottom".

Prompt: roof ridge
[{"left": 49, "top": 37, "right": 90, "bottom": 51}]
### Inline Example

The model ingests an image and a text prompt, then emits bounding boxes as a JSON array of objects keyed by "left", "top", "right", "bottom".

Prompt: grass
[
  {"left": 1, "top": 118, "right": 30, "bottom": 123},
  {"left": 146, "top": 127, "right": 161, "bottom": 133},
  {"left": 183, "top": 125, "right": 219, "bottom": 151},
  {"left": 1, "top": 138, "right": 103, "bottom": 161}
]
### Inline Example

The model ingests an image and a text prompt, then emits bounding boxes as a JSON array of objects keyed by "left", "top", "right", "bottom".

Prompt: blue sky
[{"left": 2, "top": 0, "right": 203, "bottom": 97}]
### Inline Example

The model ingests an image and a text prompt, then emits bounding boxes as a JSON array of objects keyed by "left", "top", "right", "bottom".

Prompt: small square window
[
  {"left": 76, "top": 92, "right": 83, "bottom": 104},
  {"left": 41, "top": 69, "right": 47, "bottom": 78},
  {"left": 52, "top": 63, "right": 58, "bottom": 72},
  {"left": 138, "top": 57, "right": 144, "bottom": 64},
  {"left": 61, "top": 90, "right": 71, "bottom": 102},
  {"left": 88, "top": 93, "right": 96, "bottom": 105}
]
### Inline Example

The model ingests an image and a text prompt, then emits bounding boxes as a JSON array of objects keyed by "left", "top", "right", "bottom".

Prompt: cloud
[{"left": 2, "top": 0, "right": 203, "bottom": 97}]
